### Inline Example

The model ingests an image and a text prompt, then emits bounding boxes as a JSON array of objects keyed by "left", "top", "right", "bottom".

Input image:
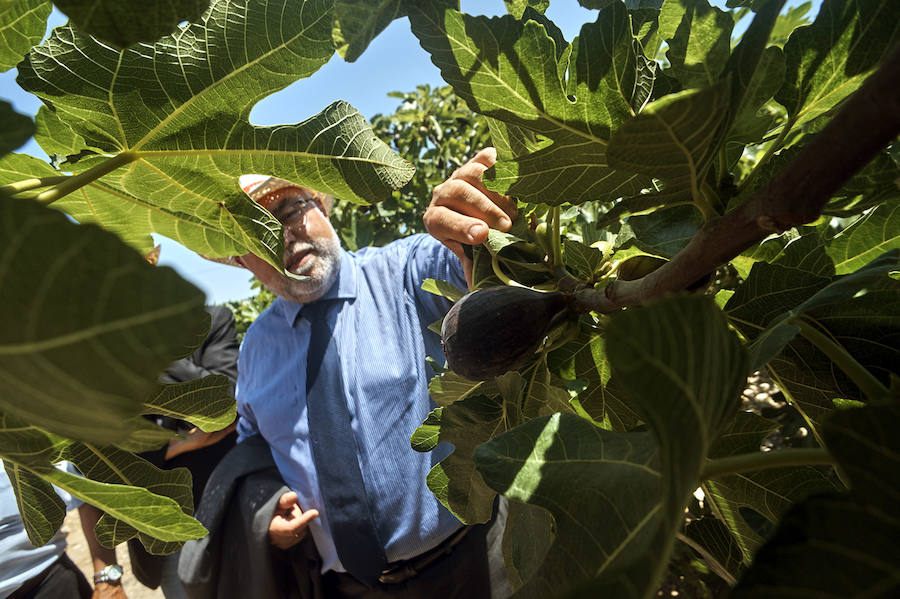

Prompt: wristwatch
[{"left": 93, "top": 564, "right": 124, "bottom": 585}]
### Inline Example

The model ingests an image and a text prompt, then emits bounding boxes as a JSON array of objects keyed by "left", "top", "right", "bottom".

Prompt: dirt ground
[{"left": 62, "top": 509, "right": 164, "bottom": 599}]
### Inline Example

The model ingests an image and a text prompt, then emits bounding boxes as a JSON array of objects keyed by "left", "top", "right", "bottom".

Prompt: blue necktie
[{"left": 303, "top": 299, "right": 387, "bottom": 585}]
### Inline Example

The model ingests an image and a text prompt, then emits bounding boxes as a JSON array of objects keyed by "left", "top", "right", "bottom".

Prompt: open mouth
[{"left": 285, "top": 248, "right": 314, "bottom": 274}]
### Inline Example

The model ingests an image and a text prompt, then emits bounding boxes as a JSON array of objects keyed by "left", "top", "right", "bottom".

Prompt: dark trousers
[
  {"left": 322, "top": 498, "right": 510, "bottom": 599},
  {"left": 9, "top": 553, "right": 92, "bottom": 599}
]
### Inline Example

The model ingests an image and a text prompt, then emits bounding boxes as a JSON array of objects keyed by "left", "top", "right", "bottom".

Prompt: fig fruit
[{"left": 441, "top": 286, "right": 570, "bottom": 380}]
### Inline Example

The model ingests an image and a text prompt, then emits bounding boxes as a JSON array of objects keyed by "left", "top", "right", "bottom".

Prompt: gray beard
[{"left": 282, "top": 235, "right": 341, "bottom": 303}]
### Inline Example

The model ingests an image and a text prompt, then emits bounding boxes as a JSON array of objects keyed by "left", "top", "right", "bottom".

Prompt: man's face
[{"left": 238, "top": 186, "right": 341, "bottom": 304}]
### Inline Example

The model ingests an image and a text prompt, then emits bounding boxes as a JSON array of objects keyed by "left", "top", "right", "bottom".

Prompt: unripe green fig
[{"left": 441, "top": 286, "right": 570, "bottom": 380}]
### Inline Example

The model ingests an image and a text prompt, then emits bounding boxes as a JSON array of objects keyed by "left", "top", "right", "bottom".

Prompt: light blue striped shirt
[
  {"left": 236, "top": 234, "right": 467, "bottom": 573},
  {"left": 1, "top": 462, "right": 81, "bottom": 599}
]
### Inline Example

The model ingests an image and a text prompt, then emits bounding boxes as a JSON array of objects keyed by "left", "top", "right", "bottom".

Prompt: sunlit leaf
[
  {"left": 40, "top": 467, "right": 206, "bottom": 543},
  {"left": 421, "top": 278, "right": 465, "bottom": 303},
  {"left": 0, "top": 0, "right": 49, "bottom": 72},
  {"left": 18, "top": 0, "right": 414, "bottom": 269},
  {"left": 827, "top": 198, "right": 900, "bottom": 275},
  {"left": 63, "top": 442, "right": 194, "bottom": 553},
  {"left": 548, "top": 321, "right": 640, "bottom": 431}
]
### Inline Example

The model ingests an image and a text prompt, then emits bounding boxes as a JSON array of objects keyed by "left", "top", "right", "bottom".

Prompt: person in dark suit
[{"left": 128, "top": 305, "right": 240, "bottom": 599}]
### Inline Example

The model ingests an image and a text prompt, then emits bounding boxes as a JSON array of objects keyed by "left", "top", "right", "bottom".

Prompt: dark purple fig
[{"left": 441, "top": 286, "right": 570, "bottom": 380}]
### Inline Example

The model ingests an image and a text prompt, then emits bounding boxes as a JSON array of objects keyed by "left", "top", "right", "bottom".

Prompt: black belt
[{"left": 377, "top": 525, "right": 472, "bottom": 584}]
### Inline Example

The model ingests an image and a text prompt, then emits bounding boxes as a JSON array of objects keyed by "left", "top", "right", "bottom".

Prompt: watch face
[{"left": 108, "top": 564, "right": 123, "bottom": 580}]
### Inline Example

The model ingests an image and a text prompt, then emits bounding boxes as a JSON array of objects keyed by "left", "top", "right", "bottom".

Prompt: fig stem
[{"left": 34, "top": 151, "right": 139, "bottom": 204}]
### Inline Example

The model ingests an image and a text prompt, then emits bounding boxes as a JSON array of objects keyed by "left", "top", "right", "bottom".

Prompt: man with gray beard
[{"left": 184, "top": 149, "right": 516, "bottom": 599}]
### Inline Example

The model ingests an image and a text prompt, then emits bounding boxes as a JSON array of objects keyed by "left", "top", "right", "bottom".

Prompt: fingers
[
  {"left": 424, "top": 147, "right": 517, "bottom": 253},
  {"left": 276, "top": 491, "right": 299, "bottom": 511},
  {"left": 269, "top": 492, "right": 319, "bottom": 549}
]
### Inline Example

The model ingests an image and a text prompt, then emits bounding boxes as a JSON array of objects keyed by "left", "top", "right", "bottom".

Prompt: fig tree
[{"left": 441, "top": 286, "right": 570, "bottom": 380}]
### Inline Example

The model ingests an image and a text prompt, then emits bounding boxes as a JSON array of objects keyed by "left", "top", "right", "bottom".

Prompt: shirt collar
[{"left": 278, "top": 249, "right": 357, "bottom": 327}]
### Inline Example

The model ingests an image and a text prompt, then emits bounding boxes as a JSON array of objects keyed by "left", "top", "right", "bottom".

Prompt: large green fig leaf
[
  {"left": 703, "top": 412, "right": 838, "bottom": 564},
  {"left": 0, "top": 153, "right": 154, "bottom": 252},
  {"left": 0, "top": 0, "right": 50, "bottom": 71},
  {"left": 17, "top": 0, "right": 414, "bottom": 269},
  {"left": 40, "top": 465, "right": 206, "bottom": 543},
  {"left": 0, "top": 102, "right": 35, "bottom": 158},
  {"left": 0, "top": 195, "right": 209, "bottom": 443},
  {"left": 62, "top": 442, "right": 194, "bottom": 553},
  {"left": 731, "top": 400, "right": 900, "bottom": 597},
  {"left": 775, "top": 0, "right": 900, "bottom": 130},
  {"left": 3, "top": 461, "right": 66, "bottom": 546},
  {"left": 143, "top": 375, "right": 235, "bottom": 432},
  {"left": 52, "top": 0, "right": 210, "bottom": 47},
  {"left": 409, "top": 1, "right": 648, "bottom": 205},
  {"left": 476, "top": 414, "right": 663, "bottom": 599}
]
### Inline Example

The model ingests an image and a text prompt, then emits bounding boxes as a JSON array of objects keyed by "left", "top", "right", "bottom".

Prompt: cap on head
[{"left": 239, "top": 174, "right": 334, "bottom": 215}]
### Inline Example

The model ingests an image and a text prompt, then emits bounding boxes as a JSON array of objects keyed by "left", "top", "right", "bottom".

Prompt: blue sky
[{"left": 3, "top": 0, "right": 820, "bottom": 304}]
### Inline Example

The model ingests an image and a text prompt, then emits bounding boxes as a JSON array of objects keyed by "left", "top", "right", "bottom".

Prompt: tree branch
[{"left": 574, "top": 43, "right": 900, "bottom": 314}]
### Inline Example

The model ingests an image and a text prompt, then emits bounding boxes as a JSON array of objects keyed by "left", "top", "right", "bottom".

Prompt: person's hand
[
  {"left": 164, "top": 421, "right": 237, "bottom": 460},
  {"left": 425, "top": 147, "right": 518, "bottom": 287},
  {"left": 268, "top": 491, "right": 319, "bottom": 550},
  {"left": 92, "top": 582, "right": 127, "bottom": 599}
]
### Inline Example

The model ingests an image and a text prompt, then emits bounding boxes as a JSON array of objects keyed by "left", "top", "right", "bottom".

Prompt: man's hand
[
  {"left": 92, "top": 582, "right": 127, "bottom": 599},
  {"left": 164, "top": 421, "right": 237, "bottom": 460},
  {"left": 268, "top": 491, "right": 319, "bottom": 550},
  {"left": 425, "top": 147, "right": 518, "bottom": 287}
]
